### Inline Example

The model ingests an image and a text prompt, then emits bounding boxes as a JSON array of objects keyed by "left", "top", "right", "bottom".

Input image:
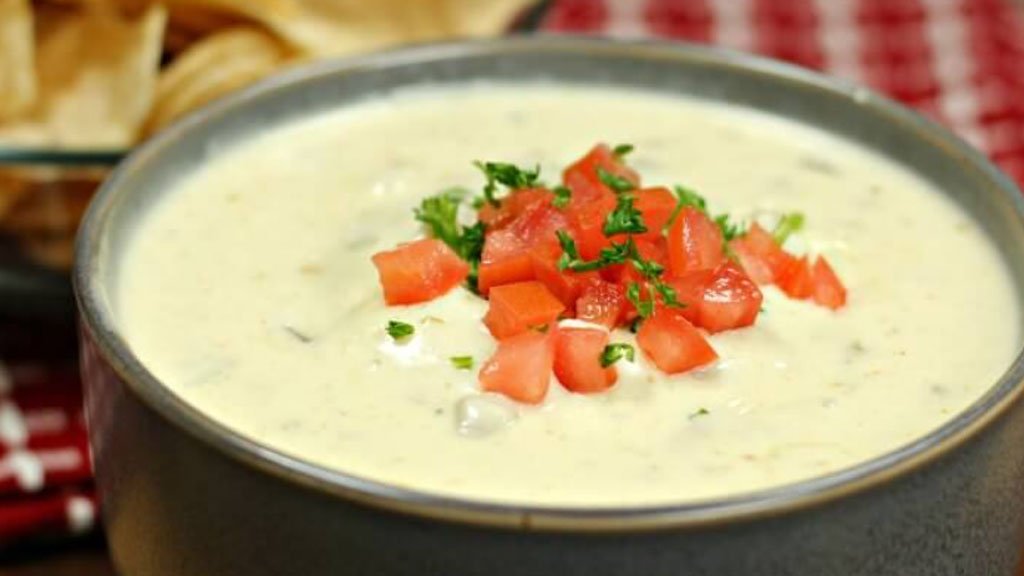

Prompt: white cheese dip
[{"left": 116, "top": 84, "right": 1022, "bottom": 507}]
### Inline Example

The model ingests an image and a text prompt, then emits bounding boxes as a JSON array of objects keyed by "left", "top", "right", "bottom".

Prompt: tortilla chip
[
  {"left": 0, "top": 0, "right": 37, "bottom": 121},
  {"left": 130, "top": 0, "right": 535, "bottom": 57},
  {"left": 259, "top": 0, "right": 538, "bottom": 57},
  {"left": 0, "top": 4, "right": 167, "bottom": 148},
  {"left": 144, "top": 26, "right": 293, "bottom": 134}
]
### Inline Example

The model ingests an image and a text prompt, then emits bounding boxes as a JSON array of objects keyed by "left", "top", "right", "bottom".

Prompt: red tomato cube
[
  {"left": 530, "top": 243, "right": 598, "bottom": 307},
  {"left": 478, "top": 187, "right": 552, "bottom": 230},
  {"left": 478, "top": 203, "right": 568, "bottom": 294},
  {"left": 576, "top": 280, "right": 627, "bottom": 329},
  {"left": 565, "top": 189, "right": 617, "bottom": 260},
  {"left": 484, "top": 281, "right": 566, "bottom": 339},
  {"left": 636, "top": 309, "right": 718, "bottom": 374},
  {"left": 479, "top": 329, "right": 555, "bottom": 404},
  {"left": 371, "top": 238, "right": 469, "bottom": 305},
  {"left": 633, "top": 187, "right": 678, "bottom": 240},
  {"left": 697, "top": 263, "right": 763, "bottom": 333},
  {"left": 776, "top": 255, "right": 815, "bottom": 300},
  {"left": 553, "top": 327, "right": 617, "bottom": 394},
  {"left": 728, "top": 223, "right": 794, "bottom": 285},
  {"left": 811, "top": 256, "right": 847, "bottom": 310},
  {"left": 666, "top": 207, "right": 724, "bottom": 277},
  {"left": 563, "top": 143, "right": 640, "bottom": 199},
  {"left": 664, "top": 269, "right": 713, "bottom": 325}
]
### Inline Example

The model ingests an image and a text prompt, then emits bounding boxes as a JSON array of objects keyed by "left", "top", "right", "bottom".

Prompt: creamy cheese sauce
[{"left": 116, "top": 84, "right": 1021, "bottom": 507}]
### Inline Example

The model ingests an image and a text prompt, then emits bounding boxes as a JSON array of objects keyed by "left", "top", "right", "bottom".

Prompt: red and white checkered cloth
[
  {"left": 542, "top": 0, "right": 1024, "bottom": 188},
  {"left": 0, "top": 361, "right": 96, "bottom": 547},
  {"left": 3, "top": 0, "right": 1023, "bottom": 548}
]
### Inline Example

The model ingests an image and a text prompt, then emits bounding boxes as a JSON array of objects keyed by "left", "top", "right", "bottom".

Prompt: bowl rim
[
  {"left": 0, "top": 146, "right": 126, "bottom": 167},
  {"left": 73, "top": 35, "right": 1024, "bottom": 532}
]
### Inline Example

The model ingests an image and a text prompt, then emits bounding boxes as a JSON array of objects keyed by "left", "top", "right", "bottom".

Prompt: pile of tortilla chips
[{"left": 0, "top": 0, "right": 536, "bottom": 269}]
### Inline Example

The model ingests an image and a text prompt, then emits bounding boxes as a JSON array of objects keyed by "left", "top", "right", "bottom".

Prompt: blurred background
[{"left": 1, "top": 0, "right": 1022, "bottom": 573}]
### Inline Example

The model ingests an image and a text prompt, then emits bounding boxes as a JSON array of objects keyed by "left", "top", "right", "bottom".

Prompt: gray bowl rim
[{"left": 74, "top": 35, "right": 1024, "bottom": 532}]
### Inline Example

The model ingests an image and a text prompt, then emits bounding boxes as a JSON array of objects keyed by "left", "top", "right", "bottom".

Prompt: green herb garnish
[
  {"left": 386, "top": 320, "right": 415, "bottom": 341},
  {"left": 626, "top": 282, "right": 656, "bottom": 319},
  {"left": 414, "top": 191, "right": 487, "bottom": 293},
  {"left": 474, "top": 161, "right": 543, "bottom": 207},
  {"left": 773, "top": 212, "right": 805, "bottom": 244},
  {"left": 557, "top": 232, "right": 633, "bottom": 273},
  {"left": 714, "top": 214, "right": 745, "bottom": 242},
  {"left": 597, "top": 168, "right": 635, "bottom": 193},
  {"left": 414, "top": 188, "right": 467, "bottom": 248},
  {"left": 552, "top": 185, "right": 572, "bottom": 209},
  {"left": 674, "top": 184, "right": 708, "bottom": 212},
  {"left": 450, "top": 356, "right": 474, "bottom": 370},
  {"left": 689, "top": 407, "right": 710, "bottom": 419},
  {"left": 612, "top": 143, "right": 635, "bottom": 158},
  {"left": 600, "top": 343, "right": 636, "bottom": 367},
  {"left": 603, "top": 193, "right": 648, "bottom": 236}
]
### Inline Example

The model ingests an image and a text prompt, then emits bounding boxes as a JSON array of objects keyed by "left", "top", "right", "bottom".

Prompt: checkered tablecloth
[
  {"left": 542, "top": 0, "right": 1024, "bottom": 186},
  {"left": 2, "top": 0, "right": 1022, "bottom": 548}
]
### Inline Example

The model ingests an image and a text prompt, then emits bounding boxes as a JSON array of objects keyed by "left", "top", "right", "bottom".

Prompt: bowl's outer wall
[
  {"left": 82, "top": 326, "right": 1024, "bottom": 575},
  {"left": 77, "top": 40, "right": 1024, "bottom": 575}
]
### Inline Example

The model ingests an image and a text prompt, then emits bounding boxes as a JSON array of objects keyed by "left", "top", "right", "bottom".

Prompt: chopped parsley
[
  {"left": 414, "top": 188, "right": 467, "bottom": 248},
  {"left": 600, "top": 343, "right": 636, "bottom": 367},
  {"left": 673, "top": 184, "right": 708, "bottom": 212},
  {"left": 612, "top": 143, "right": 635, "bottom": 158},
  {"left": 714, "top": 213, "right": 745, "bottom": 242},
  {"left": 386, "top": 320, "right": 415, "bottom": 341},
  {"left": 557, "top": 231, "right": 632, "bottom": 273},
  {"left": 474, "top": 161, "right": 543, "bottom": 207},
  {"left": 552, "top": 185, "right": 572, "bottom": 209},
  {"left": 597, "top": 168, "right": 635, "bottom": 193},
  {"left": 603, "top": 193, "right": 648, "bottom": 236},
  {"left": 688, "top": 407, "right": 710, "bottom": 419},
  {"left": 626, "top": 282, "right": 656, "bottom": 318},
  {"left": 773, "top": 212, "right": 805, "bottom": 244},
  {"left": 414, "top": 190, "right": 486, "bottom": 292},
  {"left": 450, "top": 356, "right": 474, "bottom": 370}
]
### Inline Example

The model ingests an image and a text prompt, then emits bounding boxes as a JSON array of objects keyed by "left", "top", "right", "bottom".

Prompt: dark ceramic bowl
[{"left": 74, "top": 37, "right": 1024, "bottom": 576}]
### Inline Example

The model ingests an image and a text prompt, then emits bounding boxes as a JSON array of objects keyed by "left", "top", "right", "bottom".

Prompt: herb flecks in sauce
[
  {"left": 600, "top": 343, "right": 636, "bottom": 367},
  {"left": 386, "top": 320, "right": 415, "bottom": 341}
]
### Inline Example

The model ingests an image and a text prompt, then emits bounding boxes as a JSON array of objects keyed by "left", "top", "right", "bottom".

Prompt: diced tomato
[
  {"left": 664, "top": 269, "right": 713, "bottom": 325},
  {"left": 483, "top": 281, "right": 566, "bottom": 339},
  {"left": 576, "top": 280, "right": 626, "bottom": 329},
  {"left": 553, "top": 327, "right": 617, "bottom": 394},
  {"left": 696, "top": 263, "right": 763, "bottom": 333},
  {"left": 811, "top": 256, "right": 847, "bottom": 310},
  {"left": 776, "top": 256, "right": 815, "bottom": 300},
  {"left": 563, "top": 143, "right": 640, "bottom": 200},
  {"left": 530, "top": 243, "right": 598, "bottom": 307},
  {"left": 633, "top": 187, "right": 677, "bottom": 241},
  {"left": 565, "top": 189, "right": 617, "bottom": 260},
  {"left": 636, "top": 309, "right": 718, "bottom": 374},
  {"left": 728, "top": 223, "right": 794, "bottom": 285},
  {"left": 371, "top": 238, "right": 469, "bottom": 305},
  {"left": 478, "top": 203, "right": 568, "bottom": 293},
  {"left": 666, "top": 207, "right": 724, "bottom": 277},
  {"left": 478, "top": 188, "right": 552, "bottom": 230},
  {"left": 479, "top": 329, "right": 554, "bottom": 404}
]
